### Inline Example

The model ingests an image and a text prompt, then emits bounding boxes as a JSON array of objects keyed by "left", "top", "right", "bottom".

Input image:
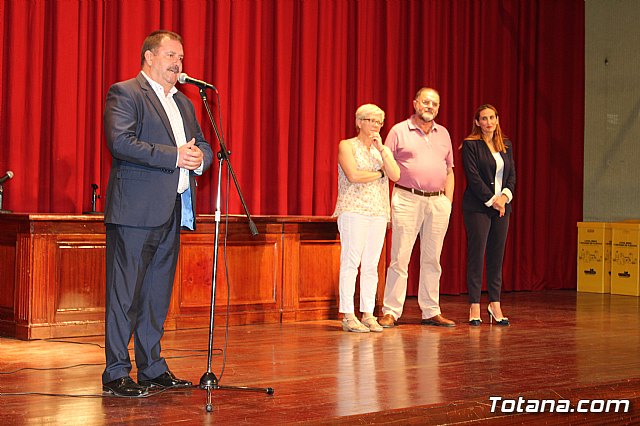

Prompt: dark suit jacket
[
  {"left": 104, "top": 73, "right": 214, "bottom": 228},
  {"left": 461, "top": 138, "right": 516, "bottom": 215}
]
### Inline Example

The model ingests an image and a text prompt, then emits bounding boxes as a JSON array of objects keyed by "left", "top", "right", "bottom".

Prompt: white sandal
[
  {"left": 342, "top": 317, "right": 370, "bottom": 333},
  {"left": 362, "top": 316, "right": 383, "bottom": 332}
]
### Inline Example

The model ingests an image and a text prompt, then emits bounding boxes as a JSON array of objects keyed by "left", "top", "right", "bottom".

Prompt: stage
[{"left": 0, "top": 291, "right": 638, "bottom": 424}]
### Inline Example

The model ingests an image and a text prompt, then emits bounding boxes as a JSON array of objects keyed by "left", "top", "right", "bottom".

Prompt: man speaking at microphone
[{"left": 102, "top": 30, "right": 213, "bottom": 397}]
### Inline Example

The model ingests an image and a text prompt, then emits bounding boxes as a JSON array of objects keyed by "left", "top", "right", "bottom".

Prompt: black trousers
[
  {"left": 463, "top": 210, "right": 510, "bottom": 304},
  {"left": 102, "top": 196, "right": 181, "bottom": 384}
]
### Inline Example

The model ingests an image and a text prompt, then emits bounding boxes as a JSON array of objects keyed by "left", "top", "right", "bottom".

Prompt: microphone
[
  {"left": 178, "top": 73, "right": 216, "bottom": 91},
  {"left": 0, "top": 171, "right": 13, "bottom": 184}
]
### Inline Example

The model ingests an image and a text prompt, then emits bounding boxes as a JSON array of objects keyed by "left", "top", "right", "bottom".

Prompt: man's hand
[{"left": 178, "top": 138, "right": 204, "bottom": 170}]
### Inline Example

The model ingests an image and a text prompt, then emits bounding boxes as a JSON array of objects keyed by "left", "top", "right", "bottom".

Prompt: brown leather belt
[{"left": 395, "top": 184, "right": 443, "bottom": 197}]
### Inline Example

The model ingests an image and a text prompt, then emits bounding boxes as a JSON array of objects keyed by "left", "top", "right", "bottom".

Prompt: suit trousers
[
  {"left": 337, "top": 212, "right": 388, "bottom": 314},
  {"left": 463, "top": 210, "right": 510, "bottom": 304},
  {"left": 102, "top": 195, "right": 181, "bottom": 384},
  {"left": 383, "top": 189, "right": 451, "bottom": 320}
]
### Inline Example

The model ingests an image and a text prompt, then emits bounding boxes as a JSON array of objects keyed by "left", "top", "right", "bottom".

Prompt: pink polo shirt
[{"left": 385, "top": 116, "right": 454, "bottom": 192}]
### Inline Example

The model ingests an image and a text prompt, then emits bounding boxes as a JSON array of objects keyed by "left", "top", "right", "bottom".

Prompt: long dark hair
[{"left": 464, "top": 104, "right": 508, "bottom": 153}]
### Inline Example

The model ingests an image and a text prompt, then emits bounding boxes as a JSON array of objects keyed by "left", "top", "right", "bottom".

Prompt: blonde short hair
[{"left": 355, "top": 104, "right": 385, "bottom": 130}]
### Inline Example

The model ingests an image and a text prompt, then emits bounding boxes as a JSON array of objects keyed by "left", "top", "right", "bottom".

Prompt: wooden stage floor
[{"left": 0, "top": 290, "right": 638, "bottom": 425}]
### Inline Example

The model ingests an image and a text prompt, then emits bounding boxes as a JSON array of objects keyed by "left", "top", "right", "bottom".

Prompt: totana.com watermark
[{"left": 489, "top": 396, "right": 630, "bottom": 413}]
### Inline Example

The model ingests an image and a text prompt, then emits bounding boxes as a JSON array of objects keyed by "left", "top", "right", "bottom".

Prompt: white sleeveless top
[{"left": 332, "top": 137, "right": 390, "bottom": 220}]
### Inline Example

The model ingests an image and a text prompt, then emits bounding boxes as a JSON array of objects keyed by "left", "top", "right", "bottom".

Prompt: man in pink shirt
[{"left": 378, "top": 87, "right": 456, "bottom": 328}]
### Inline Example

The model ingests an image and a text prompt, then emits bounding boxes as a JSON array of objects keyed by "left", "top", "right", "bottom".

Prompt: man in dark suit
[{"left": 102, "top": 30, "right": 214, "bottom": 397}]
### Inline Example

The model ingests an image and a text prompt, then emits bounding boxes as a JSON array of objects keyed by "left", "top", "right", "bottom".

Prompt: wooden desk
[{"left": 0, "top": 214, "right": 385, "bottom": 339}]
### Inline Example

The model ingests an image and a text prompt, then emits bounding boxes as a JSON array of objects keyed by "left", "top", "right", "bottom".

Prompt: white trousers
[
  {"left": 383, "top": 188, "right": 451, "bottom": 319},
  {"left": 337, "top": 212, "right": 388, "bottom": 314}
]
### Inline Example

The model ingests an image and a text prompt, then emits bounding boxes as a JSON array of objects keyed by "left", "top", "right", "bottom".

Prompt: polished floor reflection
[{"left": 0, "top": 290, "right": 639, "bottom": 424}]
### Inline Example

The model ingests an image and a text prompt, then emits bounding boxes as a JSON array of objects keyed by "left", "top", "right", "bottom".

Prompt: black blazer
[
  {"left": 461, "top": 138, "right": 516, "bottom": 215},
  {"left": 103, "top": 73, "right": 214, "bottom": 228}
]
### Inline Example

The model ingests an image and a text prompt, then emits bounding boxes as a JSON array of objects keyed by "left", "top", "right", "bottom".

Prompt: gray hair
[{"left": 355, "top": 104, "right": 385, "bottom": 130}]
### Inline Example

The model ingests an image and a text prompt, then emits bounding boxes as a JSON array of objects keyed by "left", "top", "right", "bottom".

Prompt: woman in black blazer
[{"left": 461, "top": 104, "right": 515, "bottom": 326}]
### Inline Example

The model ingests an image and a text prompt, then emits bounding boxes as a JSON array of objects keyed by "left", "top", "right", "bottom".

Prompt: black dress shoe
[
  {"left": 139, "top": 370, "right": 192, "bottom": 389},
  {"left": 103, "top": 376, "right": 149, "bottom": 397},
  {"left": 487, "top": 306, "right": 510, "bottom": 326}
]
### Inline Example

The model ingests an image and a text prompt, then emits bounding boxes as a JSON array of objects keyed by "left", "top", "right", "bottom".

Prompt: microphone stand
[
  {"left": 82, "top": 184, "right": 101, "bottom": 214},
  {"left": 197, "top": 87, "right": 273, "bottom": 413},
  {"left": 0, "top": 184, "right": 11, "bottom": 213}
]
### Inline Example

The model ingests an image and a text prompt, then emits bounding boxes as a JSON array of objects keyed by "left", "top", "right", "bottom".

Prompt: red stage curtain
[{"left": 0, "top": 0, "right": 584, "bottom": 293}]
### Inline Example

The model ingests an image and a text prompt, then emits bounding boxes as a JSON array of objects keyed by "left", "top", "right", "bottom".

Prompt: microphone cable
[
  {"left": 213, "top": 86, "right": 233, "bottom": 383},
  {"left": 0, "top": 335, "right": 222, "bottom": 399}
]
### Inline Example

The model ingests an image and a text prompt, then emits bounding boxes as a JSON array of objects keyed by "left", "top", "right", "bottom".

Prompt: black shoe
[
  {"left": 469, "top": 318, "right": 482, "bottom": 326},
  {"left": 103, "top": 376, "right": 149, "bottom": 397},
  {"left": 487, "top": 306, "right": 510, "bottom": 326},
  {"left": 139, "top": 370, "right": 192, "bottom": 389}
]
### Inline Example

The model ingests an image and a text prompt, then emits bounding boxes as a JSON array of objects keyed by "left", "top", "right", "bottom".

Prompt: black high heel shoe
[
  {"left": 487, "top": 306, "right": 510, "bottom": 326},
  {"left": 468, "top": 318, "right": 482, "bottom": 326},
  {"left": 469, "top": 305, "right": 482, "bottom": 326}
]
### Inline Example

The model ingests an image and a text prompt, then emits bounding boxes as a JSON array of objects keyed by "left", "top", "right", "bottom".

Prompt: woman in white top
[
  {"left": 461, "top": 104, "right": 516, "bottom": 326},
  {"left": 333, "top": 104, "right": 400, "bottom": 332}
]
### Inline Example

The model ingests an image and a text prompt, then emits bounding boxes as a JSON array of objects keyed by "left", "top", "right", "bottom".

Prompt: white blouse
[{"left": 333, "top": 138, "right": 390, "bottom": 220}]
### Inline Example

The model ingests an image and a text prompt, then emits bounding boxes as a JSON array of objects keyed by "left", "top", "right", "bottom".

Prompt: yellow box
[
  {"left": 577, "top": 222, "right": 611, "bottom": 293},
  {"left": 611, "top": 222, "right": 640, "bottom": 296}
]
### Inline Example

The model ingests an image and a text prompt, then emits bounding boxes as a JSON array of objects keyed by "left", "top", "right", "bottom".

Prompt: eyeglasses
[
  {"left": 416, "top": 99, "right": 439, "bottom": 108},
  {"left": 362, "top": 118, "right": 384, "bottom": 127}
]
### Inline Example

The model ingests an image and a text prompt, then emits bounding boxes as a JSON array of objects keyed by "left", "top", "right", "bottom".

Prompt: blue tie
[{"left": 180, "top": 187, "right": 195, "bottom": 230}]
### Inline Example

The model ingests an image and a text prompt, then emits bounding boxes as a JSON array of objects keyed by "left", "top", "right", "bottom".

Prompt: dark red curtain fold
[{"left": 0, "top": 0, "right": 584, "bottom": 293}]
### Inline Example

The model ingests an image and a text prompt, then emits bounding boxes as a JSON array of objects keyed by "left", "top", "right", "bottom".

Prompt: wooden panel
[
  {"left": 13, "top": 234, "right": 35, "bottom": 328},
  {"left": 0, "top": 220, "right": 17, "bottom": 334},
  {"left": 298, "top": 241, "right": 341, "bottom": 302},
  {"left": 215, "top": 241, "right": 279, "bottom": 305},
  {"left": 171, "top": 229, "right": 283, "bottom": 328},
  {"left": 281, "top": 231, "right": 300, "bottom": 322},
  {"left": 294, "top": 221, "right": 342, "bottom": 321},
  {"left": 293, "top": 222, "right": 387, "bottom": 321},
  {"left": 30, "top": 235, "right": 54, "bottom": 324},
  {"left": 178, "top": 239, "right": 279, "bottom": 308},
  {"left": 55, "top": 237, "right": 106, "bottom": 317},
  {"left": 0, "top": 243, "right": 15, "bottom": 310},
  {"left": 176, "top": 239, "right": 213, "bottom": 309}
]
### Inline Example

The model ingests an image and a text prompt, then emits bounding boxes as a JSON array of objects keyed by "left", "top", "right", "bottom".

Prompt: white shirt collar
[{"left": 141, "top": 70, "right": 178, "bottom": 98}]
